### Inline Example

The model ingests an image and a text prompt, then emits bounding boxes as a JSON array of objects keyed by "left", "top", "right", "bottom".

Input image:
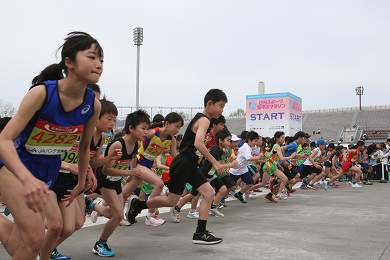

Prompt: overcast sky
[{"left": 1, "top": 0, "right": 389, "bottom": 118}]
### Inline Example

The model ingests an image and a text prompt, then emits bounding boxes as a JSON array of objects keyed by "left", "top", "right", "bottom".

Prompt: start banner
[{"left": 246, "top": 92, "right": 302, "bottom": 137}]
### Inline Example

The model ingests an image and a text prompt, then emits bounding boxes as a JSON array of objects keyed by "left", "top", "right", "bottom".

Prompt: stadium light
[
  {"left": 133, "top": 27, "right": 143, "bottom": 110},
  {"left": 355, "top": 86, "right": 364, "bottom": 111}
]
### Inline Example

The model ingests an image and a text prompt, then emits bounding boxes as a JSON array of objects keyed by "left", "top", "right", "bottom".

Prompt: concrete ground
[{"left": 1, "top": 181, "right": 390, "bottom": 260}]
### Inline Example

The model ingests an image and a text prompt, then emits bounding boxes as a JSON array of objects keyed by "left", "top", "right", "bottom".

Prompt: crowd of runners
[{"left": 0, "top": 31, "right": 390, "bottom": 260}]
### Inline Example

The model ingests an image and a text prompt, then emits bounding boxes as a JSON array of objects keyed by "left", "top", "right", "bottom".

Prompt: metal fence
[{"left": 116, "top": 106, "right": 204, "bottom": 129}]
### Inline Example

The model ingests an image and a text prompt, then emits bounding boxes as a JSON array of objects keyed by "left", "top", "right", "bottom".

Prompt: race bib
[{"left": 25, "top": 118, "right": 82, "bottom": 155}]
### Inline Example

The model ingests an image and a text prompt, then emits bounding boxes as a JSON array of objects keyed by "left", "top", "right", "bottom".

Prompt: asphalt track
[{"left": 1, "top": 181, "right": 390, "bottom": 260}]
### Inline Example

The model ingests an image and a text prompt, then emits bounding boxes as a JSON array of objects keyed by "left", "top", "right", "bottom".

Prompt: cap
[
  {"left": 294, "top": 131, "right": 311, "bottom": 140},
  {"left": 231, "top": 134, "right": 241, "bottom": 142},
  {"left": 316, "top": 139, "right": 328, "bottom": 146}
]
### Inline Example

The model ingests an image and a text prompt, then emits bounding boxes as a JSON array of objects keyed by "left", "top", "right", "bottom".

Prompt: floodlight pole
[
  {"left": 133, "top": 27, "right": 143, "bottom": 110},
  {"left": 355, "top": 86, "right": 364, "bottom": 111}
]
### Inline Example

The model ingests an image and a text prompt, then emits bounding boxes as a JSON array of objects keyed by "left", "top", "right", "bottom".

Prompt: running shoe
[
  {"left": 145, "top": 215, "right": 165, "bottom": 226},
  {"left": 84, "top": 197, "right": 93, "bottom": 215},
  {"left": 324, "top": 181, "right": 328, "bottom": 191},
  {"left": 193, "top": 230, "right": 223, "bottom": 245},
  {"left": 187, "top": 211, "right": 199, "bottom": 219},
  {"left": 50, "top": 248, "right": 71, "bottom": 260},
  {"left": 209, "top": 208, "right": 225, "bottom": 218},
  {"left": 264, "top": 194, "right": 277, "bottom": 203},
  {"left": 253, "top": 188, "right": 262, "bottom": 192},
  {"left": 218, "top": 198, "right": 226, "bottom": 208},
  {"left": 363, "top": 181, "right": 373, "bottom": 185},
  {"left": 234, "top": 192, "right": 247, "bottom": 203},
  {"left": 307, "top": 184, "right": 318, "bottom": 190},
  {"left": 332, "top": 182, "right": 340, "bottom": 188},
  {"left": 118, "top": 219, "right": 131, "bottom": 226},
  {"left": 300, "top": 184, "right": 308, "bottom": 190},
  {"left": 90, "top": 198, "right": 103, "bottom": 223},
  {"left": 170, "top": 207, "right": 181, "bottom": 223},
  {"left": 351, "top": 183, "right": 362, "bottom": 188},
  {"left": 90, "top": 210, "right": 99, "bottom": 223},
  {"left": 92, "top": 241, "right": 115, "bottom": 257},
  {"left": 275, "top": 193, "right": 288, "bottom": 200},
  {"left": 126, "top": 198, "right": 140, "bottom": 224}
]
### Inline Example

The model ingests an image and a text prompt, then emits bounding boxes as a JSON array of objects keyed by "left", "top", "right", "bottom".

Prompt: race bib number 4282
[{"left": 25, "top": 118, "right": 83, "bottom": 155}]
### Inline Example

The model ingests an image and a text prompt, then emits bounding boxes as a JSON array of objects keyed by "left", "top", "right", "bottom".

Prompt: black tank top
[
  {"left": 105, "top": 137, "right": 138, "bottom": 160},
  {"left": 90, "top": 135, "right": 103, "bottom": 152},
  {"left": 179, "top": 113, "right": 208, "bottom": 162}
]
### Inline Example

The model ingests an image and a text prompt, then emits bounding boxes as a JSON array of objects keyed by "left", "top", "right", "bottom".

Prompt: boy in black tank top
[
  {"left": 92, "top": 110, "right": 148, "bottom": 257},
  {"left": 127, "top": 89, "right": 228, "bottom": 245}
]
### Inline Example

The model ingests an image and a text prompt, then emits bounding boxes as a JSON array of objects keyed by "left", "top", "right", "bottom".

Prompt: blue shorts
[
  {"left": 137, "top": 158, "right": 154, "bottom": 169},
  {"left": 0, "top": 148, "right": 61, "bottom": 189},
  {"left": 230, "top": 171, "right": 255, "bottom": 185}
]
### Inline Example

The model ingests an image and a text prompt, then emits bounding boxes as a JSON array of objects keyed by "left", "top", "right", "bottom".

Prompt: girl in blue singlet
[{"left": 0, "top": 32, "right": 103, "bottom": 259}]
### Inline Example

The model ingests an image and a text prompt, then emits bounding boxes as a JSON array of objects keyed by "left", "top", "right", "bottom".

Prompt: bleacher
[
  {"left": 361, "top": 129, "right": 390, "bottom": 142},
  {"left": 302, "top": 111, "right": 355, "bottom": 141}
]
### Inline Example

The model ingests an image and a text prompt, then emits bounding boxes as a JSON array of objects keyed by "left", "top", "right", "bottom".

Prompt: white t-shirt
[
  {"left": 248, "top": 145, "right": 260, "bottom": 166},
  {"left": 303, "top": 148, "right": 322, "bottom": 166},
  {"left": 230, "top": 143, "right": 253, "bottom": 175}
]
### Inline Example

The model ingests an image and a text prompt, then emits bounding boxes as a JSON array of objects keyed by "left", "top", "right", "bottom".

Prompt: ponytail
[{"left": 32, "top": 63, "right": 64, "bottom": 84}]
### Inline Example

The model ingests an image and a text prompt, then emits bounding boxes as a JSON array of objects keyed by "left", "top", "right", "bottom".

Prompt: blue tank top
[{"left": 14, "top": 80, "right": 95, "bottom": 156}]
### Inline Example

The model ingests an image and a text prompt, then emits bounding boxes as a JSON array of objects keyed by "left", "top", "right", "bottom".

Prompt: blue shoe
[
  {"left": 50, "top": 248, "right": 71, "bottom": 260},
  {"left": 92, "top": 242, "right": 115, "bottom": 257}
]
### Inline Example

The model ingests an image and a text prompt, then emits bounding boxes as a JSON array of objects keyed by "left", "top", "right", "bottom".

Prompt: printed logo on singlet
[
  {"left": 25, "top": 118, "right": 83, "bottom": 155},
  {"left": 81, "top": 105, "right": 91, "bottom": 114}
]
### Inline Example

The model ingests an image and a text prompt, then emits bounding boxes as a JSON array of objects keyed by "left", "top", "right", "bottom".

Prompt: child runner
[
  {"left": 205, "top": 115, "right": 226, "bottom": 149},
  {"left": 92, "top": 110, "right": 149, "bottom": 257},
  {"left": 229, "top": 131, "right": 263, "bottom": 203},
  {"left": 122, "top": 112, "right": 182, "bottom": 226},
  {"left": 126, "top": 89, "right": 227, "bottom": 245},
  {"left": 170, "top": 128, "right": 238, "bottom": 222},
  {"left": 0, "top": 31, "right": 102, "bottom": 259},
  {"left": 326, "top": 141, "right": 365, "bottom": 188},
  {"left": 262, "top": 131, "right": 297, "bottom": 201},
  {"left": 300, "top": 139, "right": 328, "bottom": 190}
]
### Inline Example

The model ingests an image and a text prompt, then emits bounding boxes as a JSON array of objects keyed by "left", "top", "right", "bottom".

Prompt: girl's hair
[
  {"left": 269, "top": 131, "right": 285, "bottom": 148},
  {"left": 215, "top": 128, "right": 231, "bottom": 143},
  {"left": 124, "top": 110, "right": 150, "bottom": 134},
  {"left": 88, "top": 83, "right": 101, "bottom": 94},
  {"left": 240, "top": 130, "right": 248, "bottom": 140},
  {"left": 207, "top": 115, "right": 226, "bottom": 133},
  {"left": 99, "top": 98, "right": 118, "bottom": 118},
  {"left": 152, "top": 114, "right": 164, "bottom": 124},
  {"left": 175, "top": 134, "right": 183, "bottom": 142},
  {"left": 285, "top": 136, "right": 294, "bottom": 145},
  {"left": 149, "top": 112, "right": 184, "bottom": 129},
  {"left": 302, "top": 143, "right": 309, "bottom": 149},
  {"left": 0, "top": 117, "right": 12, "bottom": 132},
  {"left": 32, "top": 31, "right": 103, "bottom": 84}
]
